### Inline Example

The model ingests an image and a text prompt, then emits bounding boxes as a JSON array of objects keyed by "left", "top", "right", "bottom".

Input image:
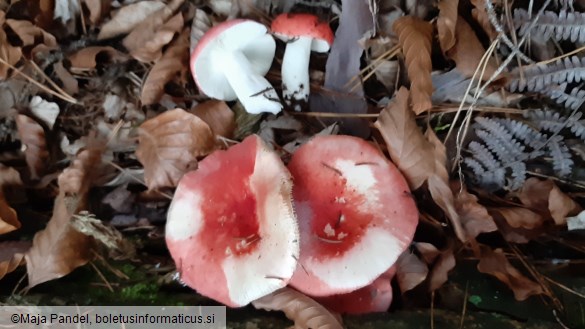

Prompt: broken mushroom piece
[
  {"left": 165, "top": 135, "right": 299, "bottom": 307},
  {"left": 271, "top": 13, "right": 334, "bottom": 110},
  {"left": 288, "top": 135, "right": 418, "bottom": 296},
  {"left": 191, "top": 19, "right": 282, "bottom": 114}
]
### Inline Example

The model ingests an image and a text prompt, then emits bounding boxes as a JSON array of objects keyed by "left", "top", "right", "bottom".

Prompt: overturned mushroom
[
  {"left": 191, "top": 20, "right": 282, "bottom": 114},
  {"left": 288, "top": 135, "right": 418, "bottom": 296},
  {"left": 165, "top": 135, "right": 298, "bottom": 307}
]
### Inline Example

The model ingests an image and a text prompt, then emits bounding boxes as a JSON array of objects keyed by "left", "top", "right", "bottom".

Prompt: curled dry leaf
[
  {"left": 252, "top": 287, "right": 344, "bottom": 329},
  {"left": 0, "top": 12, "right": 23, "bottom": 80},
  {"left": 122, "top": 0, "right": 185, "bottom": 63},
  {"left": 470, "top": 0, "right": 497, "bottom": 40},
  {"left": 451, "top": 181, "right": 498, "bottom": 239},
  {"left": 0, "top": 165, "right": 22, "bottom": 235},
  {"left": 477, "top": 245, "right": 544, "bottom": 301},
  {"left": 515, "top": 178, "right": 581, "bottom": 225},
  {"left": 490, "top": 207, "right": 545, "bottom": 230},
  {"left": 374, "top": 88, "right": 465, "bottom": 241},
  {"left": 396, "top": 251, "right": 428, "bottom": 293},
  {"left": 141, "top": 29, "right": 190, "bottom": 105},
  {"left": 136, "top": 108, "right": 215, "bottom": 190},
  {"left": 25, "top": 149, "right": 101, "bottom": 288},
  {"left": 393, "top": 16, "right": 433, "bottom": 114},
  {"left": 0, "top": 241, "right": 30, "bottom": 280},
  {"left": 53, "top": 61, "right": 79, "bottom": 95},
  {"left": 82, "top": 0, "right": 111, "bottom": 25},
  {"left": 5, "top": 19, "right": 57, "bottom": 48},
  {"left": 374, "top": 87, "right": 434, "bottom": 190},
  {"left": 190, "top": 100, "right": 236, "bottom": 138},
  {"left": 16, "top": 114, "right": 49, "bottom": 180},
  {"left": 447, "top": 16, "right": 499, "bottom": 81},
  {"left": 490, "top": 210, "right": 545, "bottom": 243},
  {"left": 68, "top": 46, "right": 127, "bottom": 70},
  {"left": 437, "top": 0, "right": 458, "bottom": 52},
  {"left": 415, "top": 242, "right": 441, "bottom": 264},
  {"left": 98, "top": 0, "right": 166, "bottom": 40},
  {"left": 429, "top": 247, "right": 456, "bottom": 291}
]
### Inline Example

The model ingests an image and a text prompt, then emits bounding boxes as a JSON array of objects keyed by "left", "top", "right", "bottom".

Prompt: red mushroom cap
[
  {"left": 316, "top": 266, "right": 397, "bottom": 315},
  {"left": 271, "top": 13, "right": 334, "bottom": 52},
  {"left": 165, "top": 135, "right": 299, "bottom": 307},
  {"left": 288, "top": 135, "right": 418, "bottom": 296}
]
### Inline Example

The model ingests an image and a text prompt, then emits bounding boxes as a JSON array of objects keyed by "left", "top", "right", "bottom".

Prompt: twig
[
  {"left": 544, "top": 275, "right": 585, "bottom": 299},
  {"left": 89, "top": 261, "right": 114, "bottom": 293},
  {"left": 28, "top": 60, "right": 78, "bottom": 104},
  {"left": 484, "top": 0, "right": 534, "bottom": 63},
  {"left": 459, "top": 281, "right": 470, "bottom": 329},
  {"left": 107, "top": 161, "right": 173, "bottom": 200}
]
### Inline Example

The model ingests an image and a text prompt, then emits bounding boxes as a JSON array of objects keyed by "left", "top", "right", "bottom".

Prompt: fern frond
[
  {"left": 508, "top": 56, "right": 585, "bottom": 92},
  {"left": 490, "top": 118, "right": 547, "bottom": 151},
  {"left": 569, "top": 118, "right": 585, "bottom": 140},
  {"left": 546, "top": 84, "right": 585, "bottom": 110},
  {"left": 546, "top": 135, "right": 574, "bottom": 176},
  {"left": 515, "top": 9, "right": 585, "bottom": 43},
  {"left": 524, "top": 109, "right": 568, "bottom": 132}
]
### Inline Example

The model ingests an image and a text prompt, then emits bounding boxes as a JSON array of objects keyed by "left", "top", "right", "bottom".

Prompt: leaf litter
[{"left": 0, "top": 0, "right": 583, "bottom": 327}]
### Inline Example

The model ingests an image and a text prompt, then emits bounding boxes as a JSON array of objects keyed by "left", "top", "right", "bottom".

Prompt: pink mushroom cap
[
  {"left": 165, "top": 135, "right": 299, "bottom": 307},
  {"left": 288, "top": 135, "right": 418, "bottom": 296}
]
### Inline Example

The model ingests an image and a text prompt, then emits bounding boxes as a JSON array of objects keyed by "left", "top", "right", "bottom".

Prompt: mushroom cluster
[
  {"left": 165, "top": 134, "right": 419, "bottom": 313},
  {"left": 190, "top": 14, "right": 334, "bottom": 114}
]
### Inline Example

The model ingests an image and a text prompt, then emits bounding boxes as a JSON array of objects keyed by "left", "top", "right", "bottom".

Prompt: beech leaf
[
  {"left": 491, "top": 207, "right": 545, "bottom": 229},
  {"left": 190, "top": 100, "right": 236, "bottom": 139},
  {"left": 393, "top": 16, "right": 433, "bottom": 114},
  {"left": 98, "top": 0, "right": 166, "bottom": 40},
  {"left": 0, "top": 13, "right": 23, "bottom": 80},
  {"left": 451, "top": 181, "right": 498, "bottom": 239},
  {"left": 437, "top": 0, "right": 458, "bottom": 52},
  {"left": 396, "top": 251, "right": 429, "bottom": 293},
  {"left": 16, "top": 114, "right": 49, "bottom": 180},
  {"left": 515, "top": 178, "right": 581, "bottom": 225},
  {"left": 82, "top": 0, "right": 110, "bottom": 25},
  {"left": 374, "top": 87, "right": 435, "bottom": 190},
  {"left": 252, "top": 287, "right": 344, "bottom": 329},
  {"left": 0, "top": 165, "right": 22, "bottom": 235},
  {"left": 68, "top": 46, "right": 127, "bottom": 70},
  {"left": 141, "top": 28, "right": 189, "bottom": 105},
  {"left": 136, "top": 108, "right": 216, "bottom": 190},
  {"left": 415, "top": 242, "right": 441, "bottom": 264},
  {"left": 429, "top": 247, "right": 456, "bottom": 291},
  {"left": 0, "top": 241, "right": 30, "bottom": 280},
  {"left": 477, "top": 245, "right": 544, "bottom": 301},
  {"left": 5, "top": 19, "right": 57, "bottom": 48},
  {"left": 470, "top": 0, "right": 498, "bottom": 40}
]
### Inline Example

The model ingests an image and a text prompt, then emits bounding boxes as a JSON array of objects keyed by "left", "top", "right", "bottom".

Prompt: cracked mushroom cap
[
  {"left": 165, "top": 135, "right": 299, "bottom": 307},
  {"left": 288, "top": 135, "right": 418, "bottom": 296}
]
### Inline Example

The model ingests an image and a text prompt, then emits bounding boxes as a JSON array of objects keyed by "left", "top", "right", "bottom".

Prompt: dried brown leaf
[
  {"left": 141, "top": 29, "right": 189, "bottom": 105},
  {"left": 396, "top": 251, "right": 428, "bottom": 293},
  {"left": 451, "top": 181, "right": 498, "bottom": 239},
  {"left": 490, "top": 211, "right": 545, "bottom": 243},
  {"left": 0, "top": 241, "right": 30, "bottom": 280},
  {"left": 122, "top": 0, "right": 185, "bottom": 63},
  {"left": 16, "top": 114, "right": 49, "bottom": 180},
  {"left": 53, "top": 61, "right": 79, "bottom": 95},
  {"left": 5, "top": 19, "right": 57, "bottom": 48},
  {"left": 0, "top": 12, "right": 22, "bottom": 80},
  {"left": 393, "top": 16, "right": 433, "bottom": 114},
  {"left": 437, "top": 0, "right": 458, "bottom": 52},
  {"left": 252, "top": 287, "right": 344, "bottom": 329},
  {"left": 415, "top": 242, "right": 441, "bottom": 264},
  {"left": 190, "top": 100, "right": 236, "bottom": 138},
  {"left": 68, "top": 46, "right": 127, "bottom": 70},
  {"left": 25, "top": 149, "right": 101, "bottom": 288},
  {"left": 548, "top": 185, "right": 581, "bottom": 225},
  {"left": 477, "top": 245, "right": 544, "bottom": 301},
  {"left": 514, "top": 178, "right": 581, "bottom": 225},
  {"left": 98, "top": 0, "right": 166, "bottom": 40},
  {"left": 491, "top": 207, "right": 544, "bottom": 229},
  {"left": 136, "top": 108, "right": 215, "bottom": 190},
  {"left": 446, "top": 16, "right": 499, "bottom": 81},
  {"left": 374, "top": 87, "right": 434, "bottom": 190},
  {"left": 426, "top": 129, "right": 466, "bottom": 241},
  {"left": 429, "top": 247, "right": 456, "bottom": 291},
  {"left": 470, "top": 0, "right": 497, "bottom": 40},
  {"left": 82, "top": 0, "right": 110, "bottom": 25},
  {"left": 0, "top": 165, "right": 22, "bottom": 235}
]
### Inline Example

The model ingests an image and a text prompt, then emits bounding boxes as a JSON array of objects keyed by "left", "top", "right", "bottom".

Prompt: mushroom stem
[
  {"left": 220, "top": 50, "right": 283, "bottom": 115},
  {"left": 281, "top": 36, "right": 312, "bottom": 109}
]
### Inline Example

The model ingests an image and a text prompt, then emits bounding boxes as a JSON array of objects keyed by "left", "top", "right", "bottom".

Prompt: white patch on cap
[
  {"left": 306, "top": 227, "right": 402, "bottom": 292},
  {"left": 335, "top": 159, "right": 377, "bottom": 195},
  {"left": 222, "top": 139, "right": 299, "bottom": 306},
  {"left": 324, "top": 223, "right": 336, "bottom": 237},
  {"left": 165, "top": 188, "right": 204, "bottom": 241}
]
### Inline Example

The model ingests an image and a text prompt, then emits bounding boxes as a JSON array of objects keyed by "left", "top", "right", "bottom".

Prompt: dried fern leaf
[
  {"left": 546, "top": 135, "right": 574, "bottom": 177},
  {"left": 515, "top": 9, "right": 585, "bottom": 43},
  {"left": 393, "top": 16, "right": 433, "bottom": 114},
  {"left": 252, "top": 288, "right": 344, "bottom": 329},
  {"left": 544, "top": 84, "right": 585, "bottom": 110},
  {"left": 508, "top": 56, "right": 585, "bottom": 92}
]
